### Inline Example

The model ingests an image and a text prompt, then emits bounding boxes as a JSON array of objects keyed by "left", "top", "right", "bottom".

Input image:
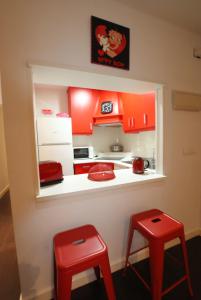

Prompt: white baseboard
[
  {"left": 22, "top": 227, "right": 201, "bottom": 300},
  {"left": 0, "top": 185, "right": 9, "bottom": 199},
  {"left": 186, "top": 227, "right": 201, "bottom": 239},
  {"left": 22, "top": 288, "right": 53, "bottom": 300}
]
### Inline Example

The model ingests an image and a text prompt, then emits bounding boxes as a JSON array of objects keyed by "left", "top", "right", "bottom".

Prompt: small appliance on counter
[
  {"left": 132, "top": 157, "right": 146, "bottom": 174},
  {"left": 132, "top": 156, "right": 155, "bottom": 170},
  {"left": 73, "top": 146, "right": 94, "bottom": 159},
  {"left": 110, "top": 138, "right": 123, "bottom": 152},
  {"left": 39, "top": 161, "right": 63, "bottom": 186},
  {"left": 88, "top": 163, "right": 115, "bottom": 181}
]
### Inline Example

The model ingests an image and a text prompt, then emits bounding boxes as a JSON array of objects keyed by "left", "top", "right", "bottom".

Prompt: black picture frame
[
  {"left": 91, "top": 16, "right": 130, "bottom": 70},
  {"left": 101, "top": 101, "right": 113, "bottom": 114}
]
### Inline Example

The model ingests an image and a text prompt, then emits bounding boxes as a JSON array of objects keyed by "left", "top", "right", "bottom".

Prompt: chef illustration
[
  {"left": 95, "top": 25, "right": 126, "bottom": 58},
  {"left": 96, "top": 25, "right": 110, "bottom": 52},
  {"left": 107, "top": 29, "right": 123, "bottom": 58}
]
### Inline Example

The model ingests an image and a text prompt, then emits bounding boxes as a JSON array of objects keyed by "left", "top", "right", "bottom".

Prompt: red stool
[
  {"left": 124, "top": 209, "right": 193, "bottom": 300},
  {"left": 54, "top": 224, "right": 116, "bottom": 300}
]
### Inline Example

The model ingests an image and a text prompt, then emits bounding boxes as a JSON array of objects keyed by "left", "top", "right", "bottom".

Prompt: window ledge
[{"left": 36, "top": 169, "right": 166, "bottom": 202}]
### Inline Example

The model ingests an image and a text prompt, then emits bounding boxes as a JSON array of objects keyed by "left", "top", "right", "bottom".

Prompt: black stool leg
[{"left": 94, "top": 266, "right": 101, "bottom": 280}]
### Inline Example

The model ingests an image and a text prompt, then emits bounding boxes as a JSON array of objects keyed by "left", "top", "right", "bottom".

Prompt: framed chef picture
[{"left": 91, "top": 16, "right": 130, "bottom": 70}]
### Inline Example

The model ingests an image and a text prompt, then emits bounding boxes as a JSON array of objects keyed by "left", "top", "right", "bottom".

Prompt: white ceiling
[{"left": 115, "top": 0, "right": 201, "bottom": 35}]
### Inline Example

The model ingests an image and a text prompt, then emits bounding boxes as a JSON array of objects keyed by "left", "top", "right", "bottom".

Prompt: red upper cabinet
[
  {"left": 68, "top": 87, "right": 97, "bottom": 135},
  {"left": 93, "top": 90, "right": 123, "bottom": 125},
  {"left": 120, "top": 92, "right": 155, "bottom": 133},
  {"left": 120, "top": 92, "right": 141, "bottom": 133},
  {"left": 68, "top": 87, "right": 155, "bottom": 134},
  {"left": 139, "top": 93, "right": 155, "bottom": 131}
]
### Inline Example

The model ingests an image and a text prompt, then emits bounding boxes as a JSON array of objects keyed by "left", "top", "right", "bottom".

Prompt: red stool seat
[
  {"left": 124, "top": 209, "right": 193, "bottom": 300},
  {"left": 54, "top": 224, "right": 116, "bottom": 300}
]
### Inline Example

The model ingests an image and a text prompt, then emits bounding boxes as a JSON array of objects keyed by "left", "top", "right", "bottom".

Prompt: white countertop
[
  {"left": 37, "top": 168, "right": 165, "bottom": 201},
  {"left": 73, "top": 152, "right": 133, "bottom": 165},
  {"left": 73, "top": 158, "right": 132, "bottom": 168}
]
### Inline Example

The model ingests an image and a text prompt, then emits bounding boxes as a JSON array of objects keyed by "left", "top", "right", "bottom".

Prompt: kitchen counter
[
  {"left": 73, "top": 158, "right": 132, "bottom": 169},
  {"left": 37, "top": 168, "right": 165, "bottom": 201}
]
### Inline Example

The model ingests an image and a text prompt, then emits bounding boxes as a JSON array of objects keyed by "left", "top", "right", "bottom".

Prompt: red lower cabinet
[
  {"left": 74, "top": 163, "right": 97, "bottom": 174},
  {"left": 74, "top": 162, "right": 114, "bottom": 175}
]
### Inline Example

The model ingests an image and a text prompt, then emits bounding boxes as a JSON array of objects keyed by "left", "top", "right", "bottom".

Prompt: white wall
[
  {"left": 73, "top": 126, "right": 156, "bottom": 157},
  {"left": 34, "top": 84, "right": 68, "bottom": 117},
  {"left": 73, "top": 127, "right": 155, "bottom": 156},
  {"left": 120, "top": 128, "right": 155, "bottom": 157},
  {"left": 0, "top": 1, "right": 201, "bottom": 299},
  {"left": 73, "top": 126, "right": 121, "bottom": 153}
]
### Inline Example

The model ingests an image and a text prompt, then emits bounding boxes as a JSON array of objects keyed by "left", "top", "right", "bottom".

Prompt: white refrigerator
[{"left": 36, "top": 117, "right": 74, "bottom": 176}]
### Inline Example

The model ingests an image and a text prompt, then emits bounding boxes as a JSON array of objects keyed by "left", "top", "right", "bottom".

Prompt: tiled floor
[{"left": 0, "top": 191, "right": 20, "bottom": 300}]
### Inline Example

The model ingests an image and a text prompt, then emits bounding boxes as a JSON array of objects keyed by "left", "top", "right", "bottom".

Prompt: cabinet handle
[
  {"left": 131, "top": 117, "right": 134, "bottom": 127},
  {"left": 82, "top": 166, "right": 90, "bottom": 169},
  {"left": 128, "top": 118, "right": 131, "bottom": 128},
  {"left": 143, "top": 113, "right": 147, "bottom": 125}
]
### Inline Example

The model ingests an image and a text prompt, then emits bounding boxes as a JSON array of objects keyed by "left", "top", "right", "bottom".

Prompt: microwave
[{"left": 73, "top": 146, "right": 94, "bottom": 159}]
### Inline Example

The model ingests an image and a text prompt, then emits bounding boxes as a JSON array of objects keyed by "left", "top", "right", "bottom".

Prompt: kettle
[{"left": 132, "top": 157, "right": 149, "bottom": 174}]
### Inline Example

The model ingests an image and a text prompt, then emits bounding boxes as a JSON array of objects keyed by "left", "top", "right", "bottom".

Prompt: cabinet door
[
  {"left": 74, "top": 162, "right": 114, "bottom": 175},
  {"left": 120, "top": 93, "right": 141, "bottom": 133},
  {"left": 74, "top": 162, "right": 97, "bottom": 174},
  {"left": 68, "top": 87, "right": 97, "bottom": 135},
  {"left": 120, "top": 92, "right": 155, "bottom": 133},
  {"left": 139, "top": 93, "right": 155, "bottom": 130}
]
